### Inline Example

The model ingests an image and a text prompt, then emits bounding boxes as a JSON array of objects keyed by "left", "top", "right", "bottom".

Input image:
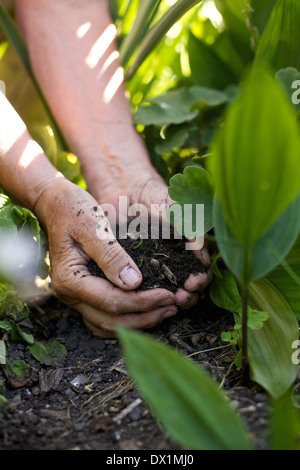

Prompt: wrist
[{"left": 33, "top": 176, "right": 71, "bottom": 230}]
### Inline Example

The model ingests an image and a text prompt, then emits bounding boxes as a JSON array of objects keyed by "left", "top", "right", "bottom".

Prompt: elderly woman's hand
[{"left": 34, "top": 178, "right": 183, "bottom": 337}]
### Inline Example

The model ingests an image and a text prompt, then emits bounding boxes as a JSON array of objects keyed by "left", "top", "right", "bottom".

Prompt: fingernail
[{"left": 119, "top": 265, "right": 141, "bottom": 287}]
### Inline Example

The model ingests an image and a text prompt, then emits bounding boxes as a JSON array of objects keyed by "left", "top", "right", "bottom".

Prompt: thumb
[{"left": 76, "top": 210, "right": 142, "bottom": 290}]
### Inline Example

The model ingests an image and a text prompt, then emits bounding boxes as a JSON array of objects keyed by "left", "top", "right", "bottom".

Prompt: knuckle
[{"left": 99, "top": 243, "right": 126, "bottom": 271}]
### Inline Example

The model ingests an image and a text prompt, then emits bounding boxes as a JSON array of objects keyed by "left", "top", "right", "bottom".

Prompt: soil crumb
[{"left": 88, "top": 225, "right": 206, "bottom": 293}]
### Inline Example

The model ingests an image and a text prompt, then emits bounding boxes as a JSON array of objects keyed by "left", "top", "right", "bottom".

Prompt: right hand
[{"left": 34, "top": 178, "right": 184, "bottom": 337}]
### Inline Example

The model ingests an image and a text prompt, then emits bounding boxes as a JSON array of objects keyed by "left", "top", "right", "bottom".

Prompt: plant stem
[
  {"left": 241, "top": 286, "right": 249, "bottom": 379},
  {"left": 241, "top": 247, "right": 250, "bottom": 382}
]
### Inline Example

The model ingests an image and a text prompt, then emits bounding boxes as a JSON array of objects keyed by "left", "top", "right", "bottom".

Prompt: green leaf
[
  {"left": 254, "top": 0, "right": 300, "bottom": 71},
  {"left": 213, "top": 194, "right": 300, "bottom": 283},
  {"left": 275, "top": 67, "right": 300, "bottom": 112},
  {"left": 209, "top": 269, "right": 241, "bottom": 313},
  {"left": 267, "top": 235, "right": 300, "bottom": 316},
  {"left": 247, "top": 278, "right": 299, "bottom": 398},
  {"left": 119, "top": 0, "right": 162, "bottom": 66},
  {"left": 167, "top": 165, "right": 214, "bottom": 237},
  {"left": 0, "top": 394, "right": 8, "bottom": 411},
  {"left": 209, "top": 72, "right": 300, "bottom": 248},
  {"left": 8, "top": 360, "right": 32, "bottom": 381},
  {"left": 15, "top": 324, "right": 34, "bottom": 345},
  {"left": 134, "top": 88, "right": 199, "bottom": 127},
  {"left": 269, "top": 390, "right": 300, "bottom": 450},
  {"left": 209, "top": 270, "right": 268, "bottom": 329},
  {"left": 118, "top": 327, "right": 252, "bottom": 450},
  {"left": 28, "top": 341, "right": 67, "bottom": 365},
  {"left": 125, "top": 0, "right": 203, "bottom": 79},
  {"left": 187, "top": 32, "right": 237, "bottom": 89},
  {"left": 135, "top": 86, "right": 229, "bottom": 128}
]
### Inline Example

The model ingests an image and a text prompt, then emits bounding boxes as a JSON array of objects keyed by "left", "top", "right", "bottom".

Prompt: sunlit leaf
[
  {"left": 126, "top": 0, "right": 203, "bottom": 79},
  {"left": 209, "top": 72, "right": 300, "bottom": 248},
  {"left": 254, "top": 0, "right": 300, "bottom": 71},
  {"left": 267, "top": 235, "right": 300, "bottom": 317},
  {"left": 213, "top": 194, "right": 300, "bottom": 283},
  {"left": 247, "top": 278, "right": 299, "bottom": 399}
]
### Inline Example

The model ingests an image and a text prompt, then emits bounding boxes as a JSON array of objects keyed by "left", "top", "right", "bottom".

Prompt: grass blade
[
  {"left": 125, "top": 0, "right": 203, "bottom": 80},
  {"left": 119, "top": 0, "right": 162, "bottom": 66}
]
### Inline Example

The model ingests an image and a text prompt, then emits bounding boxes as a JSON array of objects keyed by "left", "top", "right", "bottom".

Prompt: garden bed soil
[
  {"left": 0, "top": 231, "right": 273, "bottom": 451},
  {"left": 0, "top": 297, "right": 272, "bottom": 451}
]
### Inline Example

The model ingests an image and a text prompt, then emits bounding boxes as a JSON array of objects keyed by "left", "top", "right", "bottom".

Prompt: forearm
[
  {"left": 15, "top": 0, "right": 152, "bottom": 196},
  {"left": 0, "top": 92, "right": 63, "bottom": 212}
]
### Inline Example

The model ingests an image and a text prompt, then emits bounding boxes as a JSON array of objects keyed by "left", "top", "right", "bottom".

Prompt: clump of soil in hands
[{"left": 88, "top": 225, "right": 207, "bottom": 293}]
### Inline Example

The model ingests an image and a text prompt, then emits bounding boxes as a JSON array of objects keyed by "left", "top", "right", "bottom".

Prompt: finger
[
  {"left": 175, "top": 289, "right": 198, "bottom": 309},
  {"left": 77, "top": 303, "right": 178, "bottom": 338},
  {"left": 184, "top": 270, "right": 213, "bottom": 292},
  {"left": 73, "top": 207, "right": 143, "bottom": 290},
  {"left": 193, "top": 246, "right": 211, "bottom": 268},
  {"left": 64, "top": 272, "right": 176, "bottom": 314}
]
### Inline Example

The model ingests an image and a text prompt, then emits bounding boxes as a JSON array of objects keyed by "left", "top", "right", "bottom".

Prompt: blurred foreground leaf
[{"left": 118, "top": 327, "right": 252, "bottom": 450}]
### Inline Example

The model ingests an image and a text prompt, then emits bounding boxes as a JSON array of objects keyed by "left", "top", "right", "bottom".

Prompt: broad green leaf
[
  {"left": 187, "top": 32, "right": 237, "bottom": 89},
  {"left": 209, "top": 270, "right": 268, "bottom": 329},
  {"left": 269, "top": 390, "right": 300, "bottom": 450},
  {"left": 254, "top": 0, "right": 300, "bottom": 72},
  {"left": 247, "top": 278, "right": 299, "bottom": 399},
  {"left": 28, "top": 341, "right": 67, "bottom": 365},
  {"left": 267, "top": 235, "right": 300, "bottom": 317},
  {"left": 209, "top": 72, "right": 300, "bottom": 248},
  {"left": 135, "top": 88, "right": 199, "bottom": 126},
  {"left": 135, "top": 86, "right": 229, "bottom": 127},
  {"left": 118, "top": 327, "right": 252, "bottom": 450},
  {"left": 249, "top": 0, "right": 278, "bottom": 35},
  {"left": 213, "top": 195, "right": 300, "bottom": 283},
  {"left": 155, "top": 126, "right": 191, "bottom": 155},
  {"left": 167, "top": 165, "right": 214, "bottom": 236},
  {"left": 209, "top": 269, "right": 241, "bottom": 313}
]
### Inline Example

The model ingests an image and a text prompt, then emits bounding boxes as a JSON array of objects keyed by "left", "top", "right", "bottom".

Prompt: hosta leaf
[
  {"left": 187, "top": 32, "right": 237, "bottom": 89},
  {"left": 267, "top": 235, "right": 300, "bottom": 317},
  {"left": 254, "top": 0, "right": 300, "bottom": 71},
  {"left": 209, "top": 72, "right": 300, "bottom": 248},
  {"left": 247, "top": 278, "right": 299, "bottom": 398},
  {"left": 118, "top": 327, "right": 252, "bottom": 450},
  {"left": 213, "top": 194, "right": 300, "bottom": 283}
]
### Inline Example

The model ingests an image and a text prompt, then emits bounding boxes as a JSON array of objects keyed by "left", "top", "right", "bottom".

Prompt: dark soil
[
  {"left": 0, "top": 293, "right": 271, "bottom": 451},
  {"left": 88, "top": 227, "right": 206, "bottom": 293},
  {"left": 0, "top": 228, "right": 280, "bottom": 451}
]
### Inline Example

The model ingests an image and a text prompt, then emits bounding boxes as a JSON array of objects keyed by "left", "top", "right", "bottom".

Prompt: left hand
[{"left": 92, "top": 166, "right": 213, "bottom": 308}]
